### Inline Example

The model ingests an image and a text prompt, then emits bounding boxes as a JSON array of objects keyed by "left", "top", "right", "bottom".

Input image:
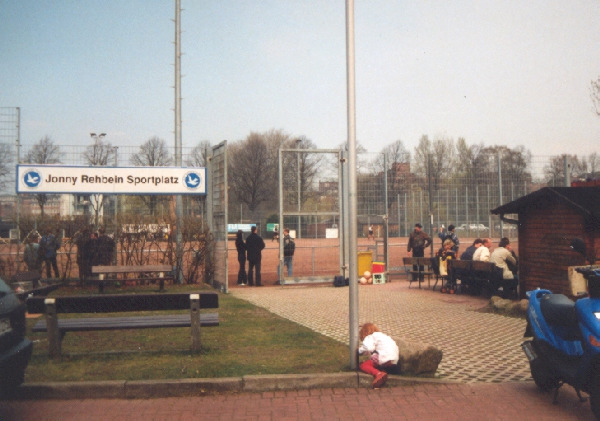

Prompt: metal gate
[
  {"left": 207, "top": 141, "right": 228, "bottom": 293},
  {"left": 278, "top": 148, "right": 344, "bottom": 284}
]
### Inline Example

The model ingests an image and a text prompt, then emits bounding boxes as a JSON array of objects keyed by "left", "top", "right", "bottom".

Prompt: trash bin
[{"left": 358, "top": 251, "right": 373, "bottom": 276}]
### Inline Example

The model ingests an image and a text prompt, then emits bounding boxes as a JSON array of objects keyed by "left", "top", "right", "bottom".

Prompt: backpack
[
  {"left": 333, "top": 275, "right": 348, "bottom": 287},
  {"left": 284, "top": 237, "right": 295, "bottom": 256}
]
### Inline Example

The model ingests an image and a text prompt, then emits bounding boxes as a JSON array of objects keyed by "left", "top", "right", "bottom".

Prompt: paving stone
[{"left": 232, "top": 282, "right": 530, "bottom": 383}]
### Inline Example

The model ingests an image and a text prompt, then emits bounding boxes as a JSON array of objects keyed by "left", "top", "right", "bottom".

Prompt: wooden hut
[{"left": 491, "top": 186, "right": 600, "bottom": 298}]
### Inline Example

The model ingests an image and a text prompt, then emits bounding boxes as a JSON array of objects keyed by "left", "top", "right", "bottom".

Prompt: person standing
[
  {"left": 235, "top": 230, "right": 247, "bottom": 285},
  {"left": 407, "top": 223, "right": 431, "bottom": 282},
  {"left": 39, "top": 228, "right": 60, "bottom": 279},
  {"left": 95, "top": 227, "right": 115, "bottom": 266},
  {"left": 282, "top": 228, "right": 295, "bottom": 277},
  {"left": 438, "top": 224, "right": 459, "bottom": 254},
  {"left": 23, "top": 233, "right": 41, "bottom": 273},
  {"left": 75, "top": 228, "right": 92, "bottom": 282},
  {"left": 246, "top": 226, "right": 265, "bottom": 286}
]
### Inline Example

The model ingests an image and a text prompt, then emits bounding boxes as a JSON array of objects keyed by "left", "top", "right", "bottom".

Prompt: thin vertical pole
[
  {"left": 498, "top": 152, "right": 504, "bottom": 236},
  {"left": 383, "top": 153, "right": 389, "bottom": 275},
  {"left": 174, "top": 0, "right": 184, "bottom": 283},
  {"left": 465, "top": 186, "right": 469, "bottom": 231},
  {"left": 397, "top": 194, "right": 400, "bottom": 237},
  {"left": 346, "top": 0, "right": 359, "bottom": 370},
  {"left": 278, "top": 149, "right": 284, "bottom": 284},
  {"left": 404, "top": 193, "right": 407, "bottom": 237},
  {"left": 15, "top": 107, "right": 21, "bottom": 271}
]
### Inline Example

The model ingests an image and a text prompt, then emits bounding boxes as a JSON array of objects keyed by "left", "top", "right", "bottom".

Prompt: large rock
[{"left": 393, "top": 337, "right": 443, "bottom": 376}]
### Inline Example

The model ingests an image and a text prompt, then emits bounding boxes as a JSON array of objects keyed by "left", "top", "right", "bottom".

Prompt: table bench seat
[
  {"left": 403, "top": 257, "right": 436, "bottom": 289},
  {"left": 27, "top": 292, "right": 219, "bottom": 357},
  {"left": 32, "top": 313, "right": 219, "bottom": 333},
  {"left": 91, "top": 264, "right": 174, "bottom": 292},
  {"left": 448, "top": 260, "right": 507, "bottom": 296}
]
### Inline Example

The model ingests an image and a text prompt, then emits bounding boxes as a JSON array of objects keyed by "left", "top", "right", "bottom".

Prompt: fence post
[
  {"left": 190, "top": 294, "right": 201, "bottom": 352},
  {"left": 45, "top": 298, "right": 61, "bottom": 358}
]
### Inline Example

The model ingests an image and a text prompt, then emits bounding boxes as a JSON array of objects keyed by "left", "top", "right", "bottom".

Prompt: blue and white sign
[
  {"left": 184, "top": 172, "right": 202, "bottom": 189},
  {"left": 17, "top": 165, "right": 206, "bottom": 195},
  {"left": 23, "top": 170, "right": 42, "bottom": 188}
]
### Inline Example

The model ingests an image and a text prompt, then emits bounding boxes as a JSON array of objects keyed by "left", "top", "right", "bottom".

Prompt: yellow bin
[{"left": 357, "top": 251, "right": 373, "bottom": 276}]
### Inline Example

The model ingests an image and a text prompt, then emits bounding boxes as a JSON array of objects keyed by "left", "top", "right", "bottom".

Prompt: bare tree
[
  {"left": 185, "top": 140, "right": 211, "bottom": 216},
  {"left": 454, "top": 138, "right": 487, "bottom": 187},
  {"left": 130, "top": 137, "right": 172, "bottom": 215},
  {"left": 544, "top": 154, "right": 586, "bottom": 186},
  {"left": 83, "top": 136, "right": 116, "bottom": 226},
  {"left": 84, "top": 137, "right": 115, "bottom": 166},
  {"left": 24, "top": 136, "right": 62, "bottom": 218},
  {"left": 585, "top": 152, "right": 600, "bottom": 178},
  {"left": 130, "top": 136, "right": 172, "bottom": 167},
  {"left": 379, "top": 139, "right": 410, "bottom": 167},
  {"left": 280, "top": 135, "right": 322, "bottom": 210},
  {"left": 414, "top": 135, "right": 455, "bottom": 192},
  {"left": 370, "top": 140, "right": 411, "bottom": 213},
  {"left": 228, "top": 132, "right": 275, "bottom": 213},
  {"left": 186, "top": 140, "right": 211, "bottom": 167},
  {"left": 0, "top": 143, "right": 13, "bottom": 190}
]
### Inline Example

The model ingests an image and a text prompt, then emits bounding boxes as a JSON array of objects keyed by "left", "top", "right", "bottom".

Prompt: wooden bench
[
  {"left": 403, "top": 257, "right": 435, "bottom": 289},
  {"left": 470, "top": 260, "right": 507, "bottom": 296},
  {"left": 10, "top": 270, "right": 42, "bottom": 288},
  {"left": 91, "top": 264, "right": 174, "bottom": 292},
  {"left": 11, "top": 270, "right": 61, "bottom": 301},
  {"left": 27, "top": 292, "right": 219, "bottom": 358},
  {"left": 16, "top": 284, "right": 61, "bottom": 301},
  {"left": 447, "top": 260, "right": 505, "bottom": 296}
]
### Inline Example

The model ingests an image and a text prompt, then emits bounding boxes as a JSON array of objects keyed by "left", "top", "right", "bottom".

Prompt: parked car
[
  {"left": 456, "top": 224, "right": 488, "bottom": 232},
  {"left": 0, "top": 277, "right": 33, "bottom": 396}
]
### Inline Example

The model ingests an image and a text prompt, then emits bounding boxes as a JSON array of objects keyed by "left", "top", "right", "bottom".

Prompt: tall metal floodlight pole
[
  {"left": 15, "top": 107, "right": 21, "bottom": 271},
  {"left": 174, "top": 0, "right": 184, "bottom": 283},
  {"left": 346, "top": 0, "right": 359, "bottom": 370}
]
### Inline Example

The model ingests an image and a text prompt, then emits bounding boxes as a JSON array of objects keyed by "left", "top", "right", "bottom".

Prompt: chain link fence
[{"left": 0, "top": 118, "right": 597, "bottom": 285}]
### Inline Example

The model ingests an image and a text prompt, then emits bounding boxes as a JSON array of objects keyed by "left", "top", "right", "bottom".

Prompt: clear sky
[{"left": 2, "top": 0, "right": 600, "bottom": 156}]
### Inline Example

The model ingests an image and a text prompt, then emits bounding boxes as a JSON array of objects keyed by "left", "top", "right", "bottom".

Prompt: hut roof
[{"left": 491, "top": 187, "right": 600, "bottom": 220}]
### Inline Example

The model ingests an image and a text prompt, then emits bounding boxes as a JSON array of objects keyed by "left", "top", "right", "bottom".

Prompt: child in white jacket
[{"left": 358, "top": 323, "right": 399, "bottom": 388}]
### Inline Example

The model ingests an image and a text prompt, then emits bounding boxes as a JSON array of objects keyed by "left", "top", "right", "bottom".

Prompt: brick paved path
[
  {"left": 1, "top": 382, "right": 594, "bottom": 421},
  {"left": 232, "top": 281, "right": 531, "bottom": 383}
]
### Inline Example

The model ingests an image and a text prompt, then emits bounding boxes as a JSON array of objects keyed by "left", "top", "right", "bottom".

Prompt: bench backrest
[
  {"left": 11, "top": 270, "right": 42, "bottom": 283},
  {"left": 403, "top": 257, "right": 434, "bottom": 266},
  {"left": 27, "top": 292, "right": 218, "bottom": 314},
  {"left": 91, "top": 265, "right": 173, "bottom": 274},
  {"left": 471, "top": 261, "right": 497, "bottom": 272},
  {"left": 449, "top": 260, "right": 472, "bottom": 271}
]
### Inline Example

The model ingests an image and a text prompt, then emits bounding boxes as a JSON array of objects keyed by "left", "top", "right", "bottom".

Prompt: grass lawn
[{"left": 25, "top": 284, "right": 350, "bottom": 383}]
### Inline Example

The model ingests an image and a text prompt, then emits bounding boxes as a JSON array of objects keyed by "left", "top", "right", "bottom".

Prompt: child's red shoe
[{"left": 372, "top": 372, "right": 388, "bottom": 388}]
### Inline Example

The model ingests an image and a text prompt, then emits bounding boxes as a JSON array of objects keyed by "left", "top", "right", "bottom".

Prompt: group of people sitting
[
  {"left": 407, "top": 222, "right": 518, "bottom": 298},
  {"left": 436, "top": 235, "right": 518, "bottom": 297}
]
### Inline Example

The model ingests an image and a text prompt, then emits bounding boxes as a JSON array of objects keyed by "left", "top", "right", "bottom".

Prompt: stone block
[{"left": 393, "top": 337, "right": 443, "bottom": 376}]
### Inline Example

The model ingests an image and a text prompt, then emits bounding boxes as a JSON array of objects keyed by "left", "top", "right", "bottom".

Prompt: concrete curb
[{"left": 13, "top": 373, "right": 459, "bottom": 400}]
